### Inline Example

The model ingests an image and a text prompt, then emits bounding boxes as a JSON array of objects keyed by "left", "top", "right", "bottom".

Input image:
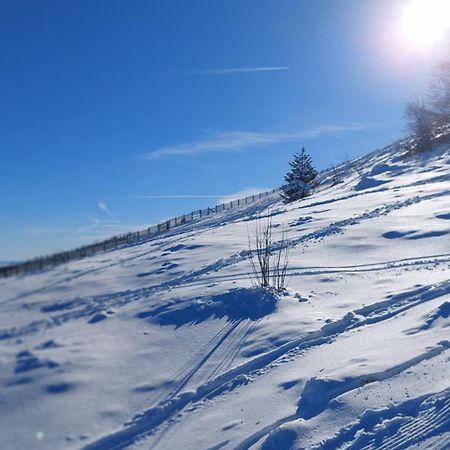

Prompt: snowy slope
[{"left": 1, "top": 143, "right": 450, "bottom": 450}]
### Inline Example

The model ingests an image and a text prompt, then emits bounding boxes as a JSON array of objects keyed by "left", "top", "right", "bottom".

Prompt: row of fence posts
[{"left": 0, "top": 188, "right": 279, "bottom": 278}]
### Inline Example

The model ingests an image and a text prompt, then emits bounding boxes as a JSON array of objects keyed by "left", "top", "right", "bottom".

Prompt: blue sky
[{"left": 1, "top": 0, "right": 448, "bottom": 260}]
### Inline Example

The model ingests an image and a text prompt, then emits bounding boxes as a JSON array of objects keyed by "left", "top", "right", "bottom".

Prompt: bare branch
[{"left": 247, "top": 211, "right": 290, "bottom": 293}]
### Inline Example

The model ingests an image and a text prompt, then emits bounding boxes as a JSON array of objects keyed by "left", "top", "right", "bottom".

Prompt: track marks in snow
[
  {"left": 239, "top": 344, "right": 450, "bottom": 450},
  {"left": 157, "top": 187, "right": 450, "bottom": 293},
  {"left": 81, "top": 278, "right": 450, "bottom": 450},
  {"left": 80, "top": 313, "right": 357, "bottom": 450},
  {"left": 206, "top": 321, "right": 253, "bottom": 382},
  {"left": 4, "top": 186, "right": 449, "bottom": 343},
  {"left": 132, "top": 323, "right": 244, "bottom": 407},
  {"left": 297, "top": 341, "right": 450, "bottom": 420},
  {"left": 161, "top": 320, "right": 243, "bottom": 399},
  {"left": 320, "top": 388, "right": 450, "bottom": 450},
  {"left": 0, "top": 195, "right": 277, "bottom": 306}
]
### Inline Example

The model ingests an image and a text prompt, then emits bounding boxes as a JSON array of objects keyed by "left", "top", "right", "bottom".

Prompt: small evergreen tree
[{"left": 281, "top": 147, "right": 318, "bottom": 203}]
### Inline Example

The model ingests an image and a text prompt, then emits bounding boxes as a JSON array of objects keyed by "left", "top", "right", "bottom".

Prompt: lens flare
[{"left": 36, "top": 431, "right": 45, "bottom": 440}]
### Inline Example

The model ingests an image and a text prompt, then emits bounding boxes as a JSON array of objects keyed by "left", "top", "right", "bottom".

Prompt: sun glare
[{"left": 400, "top": 0, "right": 450, "bottom": 49}]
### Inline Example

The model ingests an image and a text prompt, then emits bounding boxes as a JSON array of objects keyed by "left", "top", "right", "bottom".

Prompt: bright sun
[{"left": 400, "top": 0, "right": 450, "bottom": 49}]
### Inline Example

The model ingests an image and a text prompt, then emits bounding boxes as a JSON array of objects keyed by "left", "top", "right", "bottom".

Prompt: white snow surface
[{"left": 1, "top": 143, "right": 450, "bottom": 450}]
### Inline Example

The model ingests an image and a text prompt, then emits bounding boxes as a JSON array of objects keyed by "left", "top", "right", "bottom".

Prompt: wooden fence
[{"left": 0, "top": 188, "right": 279, "bottom": 278}]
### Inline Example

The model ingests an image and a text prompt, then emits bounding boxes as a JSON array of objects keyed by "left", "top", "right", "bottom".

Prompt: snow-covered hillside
[{"left": 1, "top": 143, "right": 450, "bottom": 450}]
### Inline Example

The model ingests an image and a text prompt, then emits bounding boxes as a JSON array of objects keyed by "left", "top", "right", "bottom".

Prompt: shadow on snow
[{"left": 137, "top": 287, "right": 278, "bottom": 327}]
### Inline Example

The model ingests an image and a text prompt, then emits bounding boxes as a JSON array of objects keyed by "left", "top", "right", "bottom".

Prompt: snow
[{"left": 1, "top": 142, "right": 450, "bottom": 449}]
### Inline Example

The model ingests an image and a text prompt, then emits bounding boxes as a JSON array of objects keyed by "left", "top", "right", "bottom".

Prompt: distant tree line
[{"left": 406, "top": 59, "right": 450, "bottom": 152}]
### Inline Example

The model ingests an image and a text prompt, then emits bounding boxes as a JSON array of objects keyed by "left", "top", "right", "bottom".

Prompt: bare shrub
[
  {"left": 329, "top": 164, "right": 343, "bottom": 186},
  {"left": 430, "top": 59, "right": 450, "bottom": 128},
  {"left": 405, "top": 59, "right": 450, "bottom": 151},
  {"left": 405, "top": 98, "right": 434, "bottom": 152},
  {"left": 247, "top": 213, "right": 290, "bottom": 293},
  {"left": 341, "top": 152, "right": 364, "bottom": 178}
]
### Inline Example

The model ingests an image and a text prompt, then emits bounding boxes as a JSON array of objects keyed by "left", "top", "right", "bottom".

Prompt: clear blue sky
[{"left": 1, "top": 0, "right": 448, "bottom": 260}]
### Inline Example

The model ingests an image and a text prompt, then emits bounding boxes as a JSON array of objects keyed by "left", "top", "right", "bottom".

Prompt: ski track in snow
[
  {"left": 2, "top": 143, "right": 450, "bottom": 450},
  {"left": 234, "top": 349, "right": 450, "bottom": 450},
  {"left": 80, "top": 275, "right": 450, "bottom": 450},
  {"left": 318, "top": 388, "right": 450, "bottom": 450},
  {"left": 2, "top": 182, "right": 450, "bottom": 342}
]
